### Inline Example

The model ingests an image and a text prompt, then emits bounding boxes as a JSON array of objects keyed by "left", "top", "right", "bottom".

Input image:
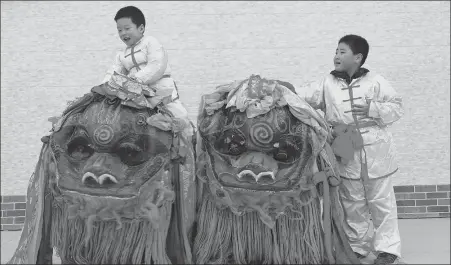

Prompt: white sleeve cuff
[{"left": 368, "top": 101, "right": 379, "bottom": 118}]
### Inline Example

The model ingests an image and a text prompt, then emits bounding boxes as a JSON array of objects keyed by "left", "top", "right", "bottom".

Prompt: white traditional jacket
[
  {"left": 103, "top": 35, "right": 176, "bottom": 100},
  {"left": 298, "top": 69, "right": 404, "bottom": 179}
]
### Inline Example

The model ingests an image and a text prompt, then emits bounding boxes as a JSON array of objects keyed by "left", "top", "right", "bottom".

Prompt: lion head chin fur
[
  {"left": 193, "top": 193, "right": 325, "bottom": 264},
  {"left": 50, "top": 196, "right": 173, "bottom": 264}
]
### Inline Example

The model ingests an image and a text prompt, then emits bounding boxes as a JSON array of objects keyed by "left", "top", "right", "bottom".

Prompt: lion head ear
[
  {"left": 41, "top": 135, "right": 50, "bottom": 143},
  {"left": 8, "top": 142, "right": 56, "bottom": 264}
]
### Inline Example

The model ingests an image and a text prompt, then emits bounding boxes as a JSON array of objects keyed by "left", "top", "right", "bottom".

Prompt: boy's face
[
  {"left": 333, "top": 42, "right": 362, "bottom": 73},
  {"left": 116, "top": 17, "right": 144, "bottom": 47}
]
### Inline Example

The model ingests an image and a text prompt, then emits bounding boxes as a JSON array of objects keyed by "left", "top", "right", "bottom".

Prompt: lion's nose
[
  {"left": 237, "top": 170, "right": 276, "bottom": 185},
  {"left": 81, "top": 172, "right": 118, "bottom": 188},
  {"left": 81, "top": 172, "right": 99, "bottom": 186},
  {"left": 256, "top": 172, "right": 276, "bottom": 185}
]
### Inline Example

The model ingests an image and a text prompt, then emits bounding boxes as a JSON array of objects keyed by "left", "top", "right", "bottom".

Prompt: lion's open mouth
[
  {"left": 57, "top": 172, "right": 137, "bottom": 199},
  {"left": 55, "top": 166, "right": 163, "bottom": 199}
]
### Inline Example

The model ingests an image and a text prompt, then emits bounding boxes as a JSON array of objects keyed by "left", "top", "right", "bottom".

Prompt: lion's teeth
[
  {"left": 98, "top": 174, "right": 118, "bottom": 185},
  {"left": 82, "top": 172, "right": 98, "bottom": 184},
  {"left": 255, "top": 172, "right": 275, "bottom": 181},
  {"left": 237, "top": 170, "right": 256, "bottom": 179}
]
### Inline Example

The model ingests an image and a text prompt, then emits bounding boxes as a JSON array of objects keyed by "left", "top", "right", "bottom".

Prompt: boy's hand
[
  {"left": 128, "top": 73, "right": 140, "bottom": 81},
  {"left": 351, "top": 103, "right": 370, "bottom": 118},
  {"left": 128, "top": 73, "right": 145, "bottom": 84}
]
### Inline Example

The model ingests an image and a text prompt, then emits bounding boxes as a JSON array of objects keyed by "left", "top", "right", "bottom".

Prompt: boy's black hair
[
  {"left": 339, "top": 34, "right": 369, "bottom": 66},
  {"left": 114, "top": 6, "right": 146, "bottom": 28}
]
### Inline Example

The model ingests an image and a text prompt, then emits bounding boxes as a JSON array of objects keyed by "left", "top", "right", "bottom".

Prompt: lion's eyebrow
[
  {"left": 116, "top": 132, "right": 140, "bottom": 144},
  {"left": 72, "top": 124, "right": 87, "bottom": 130},
  {"left": 118, "top": 142, "right": 143, "bottom": 151},
  {"left": 65, "top": 125, "right": 87, "bottom": 138}
]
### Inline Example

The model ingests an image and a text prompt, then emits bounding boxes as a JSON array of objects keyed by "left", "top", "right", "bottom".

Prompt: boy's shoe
[{"left": 374, "top": 252, "right": 401, "bottom": 264}]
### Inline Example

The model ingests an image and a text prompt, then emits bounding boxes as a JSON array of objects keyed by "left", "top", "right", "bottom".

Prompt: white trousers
[{"left": 339, "top": 175, "right": 402, "bottom": 257}]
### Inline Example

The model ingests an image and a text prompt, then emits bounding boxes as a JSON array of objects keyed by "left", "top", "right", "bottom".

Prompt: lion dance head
[
  {"left": 193, "top": 75, "right": 359, "bottom": 264},
  {"left": 8, "top": 88, "right": 196, "bottom": 264}
]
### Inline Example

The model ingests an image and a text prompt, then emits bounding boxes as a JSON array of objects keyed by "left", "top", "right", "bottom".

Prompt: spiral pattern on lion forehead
[
  {"left": 249, "top": 122, "right": 274, "bottom": 148},
  {"left": 93, "top": 124, "right": 115, "bottom": 146}
]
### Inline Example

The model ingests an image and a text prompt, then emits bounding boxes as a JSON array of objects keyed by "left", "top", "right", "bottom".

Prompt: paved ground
[{"left": 1, "top": 218, "right": 449, "bottom": 264}]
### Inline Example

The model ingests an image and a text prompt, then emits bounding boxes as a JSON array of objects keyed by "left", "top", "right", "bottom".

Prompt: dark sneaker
[
  {"left": 354, "top": 252, "right": 366, "bottom": 259},
  {"left": 374, "top": 252, "right": 400, "bottom": 264}
]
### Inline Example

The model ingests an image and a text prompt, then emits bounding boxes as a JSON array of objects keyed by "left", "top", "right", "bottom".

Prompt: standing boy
[{"left": 297, "top": 34, "right": 404, "bottom": 264}]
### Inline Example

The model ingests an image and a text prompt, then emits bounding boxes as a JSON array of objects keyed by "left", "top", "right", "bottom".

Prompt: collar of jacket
[
  {"left": 330, "top": 67, "right": 370, "bottom": 84},
  {"left": 127, "top": 35, "right": 145, "bottom": 49}
]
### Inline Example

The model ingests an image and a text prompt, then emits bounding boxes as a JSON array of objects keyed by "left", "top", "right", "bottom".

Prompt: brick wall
[
  {"left": 395, "top": 184, "right": 450, "bottom": 219},
  {"left": 2, "top": 184, "right": 449, "bottom": 231},
  {"left": 1, "top": 195, "right": 26, "bottom": 231}
]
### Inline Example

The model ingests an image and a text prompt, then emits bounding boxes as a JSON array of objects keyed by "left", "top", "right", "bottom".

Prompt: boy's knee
[{"left": 165, "top": 101, "right": 188, "bottom": 118}]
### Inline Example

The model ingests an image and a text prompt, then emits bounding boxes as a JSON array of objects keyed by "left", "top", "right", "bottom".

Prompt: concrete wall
[{"left": 1, "top": 1, "right": 450, "bottom": 195}]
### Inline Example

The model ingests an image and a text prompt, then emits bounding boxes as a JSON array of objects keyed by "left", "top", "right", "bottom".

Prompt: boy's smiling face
[
  {"left": 333, "top": 42, "right": 362, "bottom": 74},
  {"left": 116, "top": 17, "right": 144, "bottom": 47}
]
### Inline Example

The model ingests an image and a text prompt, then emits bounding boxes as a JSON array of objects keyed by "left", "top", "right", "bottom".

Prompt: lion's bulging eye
[
  {"left": 67, "top": 137, "right": 94, "bottom": 160},
  {"left": 273, "top": 140, "right": 300, "bottom": 163},
  {"left": 116, "top": 143, "right": 146, "bottom": 166},
  {"left": 215, "top": 130, "right": 247, "bottom": 156}
]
